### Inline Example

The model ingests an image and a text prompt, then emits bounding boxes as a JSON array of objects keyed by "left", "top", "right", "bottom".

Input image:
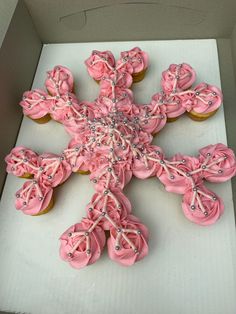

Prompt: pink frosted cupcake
[
  {"left": 107, "top": 214, "right": 149, "bottom": 266},
  {"left": 187, "top": 83, "right": 223, "bottom": 121},
  {"left": 45, "top": 65, "right": 74, "bottom": 96},
  {"left": 37, "top": 153, "right": 72, "bottom": 187},
  {"left": 86, "top": 189, "right": 131, "bottom": 230},
  {"left": 5, "top": 146, "right": 38, "bottom": 179},
  {"left": 198, "top": 143, "right": 236, "bottom": 182},
  {"left": 151, "top": 92, "right": 185, "bottom": 122},
  {"left": 158, "top": 154, "right": 201, "bottom": 194},
  {"left": 161, "top": 63, "right": 196, "bottom": 93},
  {"left": 20, "top": 89, "right": 51, "bottom": 124},
  {"left": 49, "top": 93, "right": 79, "bottom": 123},
  {"left": 63, "top": 139, "right": 91, "bottom": 175},
  {"left": 117, "top": 47, "right": 149, "bottom": 83},
  {"left": 132, "top": 145, "right": 164, "bottom": 179},
  {"left": 15, "top": 180, "right": 54, "bottom": 216},
  {"left": 59, "top": 218, "right": 106, "bottom": 269},
  {"left": 182, "top": 185, "right": 224, "bottom": 226},
  {"left": 85, "top": 50, "right": 115, "bottom": 82}
]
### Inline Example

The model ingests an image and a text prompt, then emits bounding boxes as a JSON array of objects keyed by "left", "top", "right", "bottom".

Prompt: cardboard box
[{"left": 0, "top": 1, "right": 236, "bottom": 314}]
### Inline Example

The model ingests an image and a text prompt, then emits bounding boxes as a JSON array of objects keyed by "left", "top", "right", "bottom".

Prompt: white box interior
[{"left": 0, "top": 39, "right": 236, "bottom": 314}]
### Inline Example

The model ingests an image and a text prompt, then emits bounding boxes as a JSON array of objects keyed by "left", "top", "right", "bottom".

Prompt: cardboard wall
[
  {"left": 0, "top": 0, "right": 42, "bottom": 194},
  {"left": 24, "top": 0, "right": 236, "bottom": 42}
]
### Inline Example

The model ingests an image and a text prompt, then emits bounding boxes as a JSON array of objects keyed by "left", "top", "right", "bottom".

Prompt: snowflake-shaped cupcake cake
[{"left": 5, "top": 47, "right": 236, "bottom": 269}]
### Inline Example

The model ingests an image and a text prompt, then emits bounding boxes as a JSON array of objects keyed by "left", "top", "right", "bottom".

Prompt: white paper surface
[{"left": 0, "top": 40, "right": 236, "bottom": 314}]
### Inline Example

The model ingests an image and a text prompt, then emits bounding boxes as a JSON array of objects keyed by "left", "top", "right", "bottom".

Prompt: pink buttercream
[
  {"left": 36, "top": 153, "right": 72, "bottom": 187},
  {"left": 63, "top": 139, "right": 91, "bottom": 173},
  {"left": 85, "top": 50, "right": 115, "bottom": 81},
  {"left": 190, "top": 83, "right": 223, "bottom": 114},
  {"left": 45, "top": 65, "right": 74, "bottom": 96},
  {"left": 59, "top": 218, "right": 106, "bottom": 269},
  {"left": 117, "top": 47, "right": 149, "bottom": 74},
  {"left": 20, "top": 89, "right": 51, "bottom": 119},
  {"left": 159, "top": 154, "right": 202, "bottom": 194},
  {"left": 100, "top": 70, "right": 133, "bottom": 90},
  {"left": 161, "top": 63, "right": 196, "bottom": 93},
  {"left": 15, "top": 180, "right": 53, "bottom": 215},
  {"left": 5, "top": 146, "right": 38, "bottom": 177},
  {"left": 107, "top": 214, "right": 149, "bottom": 266},
  {"left": 132, "top": 145, "right": 164, "bottom": 179},
  {"left": 151, "top": 92, "right": 186, "bottom": 119},
  {"left": 198, "top": 143, "right": 236, "bottom": 182},
  {"left": 49, "top": 93, "right": 80, "bottom": 122},
  {"left": 90, "top": 160, "right": 132, "bottom": 189},
  {"left": 86, "top": 189, "right": 131, "bottom": 230},
  {"left": 182, "top": 185, "right": 224, "bottom": 226},
  {"left": 139, "top": 101, "right": 167, "bottom": 134}
]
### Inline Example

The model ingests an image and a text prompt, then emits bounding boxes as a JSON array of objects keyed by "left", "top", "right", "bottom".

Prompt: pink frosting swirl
[
  {"left": 117, "top": 47, "right": 149, "bottom": 74},
  {"left": 90, "top": 161, "right": 132, "bottom": 189},
  {"left": 107, "top": 214, "right": 149, "bottom": 266},
  {"left": 100, "top": 71, "right": 133, "bottom": 90},
  {"left": 151, "top": 92, "right": 185, "bottom": 119},
  {"left": 86, "top": 189, "right": 131, "bottom": 230},
  {"left": 85, "top": 50, "right": 115, "bottom": 81},
  {"left": 15, "top": 180, "right": 53, "bottom": 215},
  {"left": 198, "top": 143, "right": 236, "bottom": 182},
  {"left": 59, "top": 218, "right": 106, "bottom": 269},
  {"left": 159, "top": 154, "right": 202, "bottom": 194},
  {"left": 191, "top": 83, "right": 223, "bottom": 114},
  {"left": 5, "top": 146, "right": 38, "bottom": 177},
  {"left": 139, "top": 101, "right": 167, "bottom": 134},
  {"left": 161, "top": 63, "right": 196, "bottom": 93},
  {"left": 49, "top": 93, "right": 79, "bottom": 122},
  {"left": 45, "top": 65, "right": 74, "bottom": 96},
  {"left": 64, "top": 102, "right": 98, "bottom": 140},
  {"left": 132, "top": 145, "right": 164, "bottom": 179},
  {"left": 182, "top": 185, "right": 224, "bottom": 226},
  {"left": 96, "top": 89, "right": 134, "bottom": 116},
  {"left": 36, "top": 153, "right": 72, "bottom": 187},
  {"left": 63, "top": 140, "right": 90, "bottom": 173},
  {"left": 20, "top": 89, "right": 51, "bottom": 119}
]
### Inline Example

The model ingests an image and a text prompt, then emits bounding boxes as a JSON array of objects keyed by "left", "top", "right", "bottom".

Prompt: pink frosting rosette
[
  {"left": 59, "top": 218, "right": 106, "bottom": 269},
  {"left": 64, "top": 103, "right": 98, "bottom": 141},
  {"left": 37, "top": 153, "right": 72, "bottom": 187},
  {"left": 15, "top": 180, "right": 53, "bottom": 215},
  {"left": 139, "top": 101, "right": 167, "bottom": 134},
  {"left": 96, "top": 91, "right": 133, "bottom": 116},
  {"left": 90, "top": 160, "right": 132, "bottom": 189},
  {"left": 151, "top": 92, "right": 185, "bottom": 119},
  {"left": 20, "top": 89, "right": 51, "bottom": 119},
  {"left": 5, "top": 146, "right": 39, "bottom": 177},
  {"left": 161, "top": 63, "right": 196, "bottom": 93},
  {"left": 117, "top": 47, "right": 149, "bottom": 74},
  {"left": 86, "top": 189, "right": 131, "bottom": 230},
  {"left": 100, "top": 71, "right": 133, "bottom": 90},
  {"left": 191, "top": 83, "right": 223, "bottom": 114},
  {"left": 49, "top": 93, "right": 79, "bottom": 122},
  {"left": 107, "top": 214, "right": 149, "bottom": 266},
  {"left": 63, "top": 140, "right": 91, "bottom": 173},
  {"left": 99, "top": 87, "right": 134, "bottom": 110},
  {"left": 45, "top": 65, "right": 74, "bottom": 96},
  {"left": 132, "top": 145, "right": 164, "bottom": 179},
  {"left": 159, "top": 154, "right": 201, "bottom": 194},
  {"left": 198, "top": 143, "right": 236, "bottom": 182},
  {"left": 85, "top": 50, "right": 115, "bottom": 81},
  {"left": 182, "top": 185, "right": 224, "bottom": 226}
]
